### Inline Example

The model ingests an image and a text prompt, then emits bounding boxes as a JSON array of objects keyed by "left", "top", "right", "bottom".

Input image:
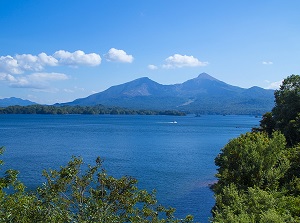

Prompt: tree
[
  {"left": 213, "top": 184, "right": 300, "bottom": 223},
  {"left": 0, "top": 147, "right": 193, "bottom": 222},
  {"left": 0, "top": 146, "right": 40, "bottom": 222},
  {"left": 211, "top": 132, "right": 300, "bottom": 222},
  {"left": 253, "top": 112, "right": 276, "bottom": 136},
  {"left": 263, "top": 74, "right": 300, "bottom": 146},
  {"left": 273, "top": 75, "right": 300, "bottom": 124},
  {"left": 213, "top": 131, "right": 289, "bottom": 193}
]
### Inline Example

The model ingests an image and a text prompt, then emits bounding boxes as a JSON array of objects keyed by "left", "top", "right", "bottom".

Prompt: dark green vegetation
[
  {"left": 262, "top": 74, "right": 300, "bottom": 146},
  {"left": 212, "top": 74, "right": 300, "bottom": 222},
  {"left": 0, "top": 147, "right": 193, "bottom": 222},
  {"left": 61, "top": 73, "right": 274, "bottom": 115},
  {"left": 0, "top": 104, "right": 185, "bottom": 116}
]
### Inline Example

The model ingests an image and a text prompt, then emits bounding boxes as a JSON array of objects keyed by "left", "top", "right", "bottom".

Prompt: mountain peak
[
  {"left": 124, "top": 77, "right": 163, "bottom": 90},
  {"left": 136, "top": 77, "right": 151, "bottom": 81},
  {"left": 197, "top": 73, "right": 219, "bottom": 81}
]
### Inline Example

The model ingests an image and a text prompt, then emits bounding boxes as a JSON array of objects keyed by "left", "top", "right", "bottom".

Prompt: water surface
[{"left": 0, "top": 114, "right": 259, "bottom": 222}]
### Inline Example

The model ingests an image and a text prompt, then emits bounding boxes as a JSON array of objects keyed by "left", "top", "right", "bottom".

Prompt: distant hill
[
  {"left": 60, "top": 73, "right": 275, "bottom": 115},
  {"left": 0, "top": 97, "right": 36, "bottom": 107}
]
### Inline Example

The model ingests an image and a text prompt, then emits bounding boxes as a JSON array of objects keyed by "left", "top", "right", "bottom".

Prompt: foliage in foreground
[
  {"left": 212, "top": 74, "right": 300, "bottom": 222},
  {"left": 255, "top": 74, "right": 300, "bottom": 146},
  {"left": 212, "top": 132, "right": 300, "bottom": 222},
  {"left": 0, "top": 147, "right": 193, "bottom": 223}
]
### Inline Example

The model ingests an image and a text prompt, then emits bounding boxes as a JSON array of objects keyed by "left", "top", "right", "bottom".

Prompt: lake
[{"left": 0, "top": 114, "right": 259, "bottom": 222}]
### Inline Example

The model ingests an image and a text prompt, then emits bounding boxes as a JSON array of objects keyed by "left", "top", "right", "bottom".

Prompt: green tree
[
  {"left": 213, "top": 131, "right": 289, "bottom": 193},
  {"left": 213, "top": 184, "right": 300, "bottom": 223},
  {"left": 273, "top": 75, "right": 300, "bottom": 124},
  {"left": 259, "top": 74, "right": 300, "bottom": 146},
  {"left": 0, "top": 146, "right": 40, "bottom": 222},
  {"left": 0, "top": 147, "right": 193, "bottom": 222},
  {"left": 211, "top": 132, "right": 300, "bottom": 222},
  {"left": 253, "top": 112, "right": 276, "bottom": 136}
]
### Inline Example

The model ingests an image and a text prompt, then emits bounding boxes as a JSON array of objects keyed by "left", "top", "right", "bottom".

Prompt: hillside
[
  {"left": 0, "top": 97, "right": 36, "bottom": 107},
  {"left": 60, "top": 73, "right": 275, "bottom": 115}
]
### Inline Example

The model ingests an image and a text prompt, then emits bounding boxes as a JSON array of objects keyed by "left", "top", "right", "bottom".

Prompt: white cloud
[
  {"left": 1, "top": 72, "right": 69, "bottom": 89},
  {"left": 38, "top": 53, "right": 58, "bottom": 66},
  {"left": 262, "top": 61, "right": 273, "bottom": 65},
  {"left": 105, "top": 48, "right": 134, "bottom": 63},
  {"left": 5, "top": 74, "right": 17, "bottom": 82},
  {"left": 0, "top": 56, "right": 23, "bottom": 74},
  {"left": 0, "top": 73, "right": 17, "bottom": 82},
  {"left": 0, "top": 53, "right": 59, "bottom": 74},
  {"left": 7, "top": 76, "right": 32, "bottom": 88},
  {"left": 0, "top": 50, "right": 103, "bottom": 92},
  {"left": 53, "top": 50, "right": 101, "bottom": 66},
  {"left": 15, "top": 54, "right": 44, "bottom": 71},
  {"left": 64, "top": 86, "right": 85, "bottom": 93},
  {"left": 27, "top": 72, "right": 69, "bottom": 82},
  {"left": 148, "top": 64, "right": 158, "bottom": 70},
  {"left": 163, "top": 54, "right": 208, "bottom": 68},
  {"left": 266, "top": 80, "right": 282, "bottom": 89},
  {"left": 31, "top": 88, "right": 60, "bottom": 93},
  {"left": 0, "top": 50, "right": 101, "bottom": 75},
  {"left": 64, "top": 89, "right": 74, "bottom": 93}
]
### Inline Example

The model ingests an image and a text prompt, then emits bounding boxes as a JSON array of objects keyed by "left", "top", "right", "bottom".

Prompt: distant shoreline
[{"left": 0, "top": 104, "right": 186, "bottom": 116}]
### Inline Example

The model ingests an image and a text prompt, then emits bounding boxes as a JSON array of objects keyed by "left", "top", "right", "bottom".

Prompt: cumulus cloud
[
  {"left": 163, "top": 54, "right": 208, "bottom": 68},
  {"left": 0, "top": 56, "right": 22, "bottom": 74},
  {"left": 0, "top": 73, "right": 17, "bottom": 82},
  {"left": 0, "top": 50, "right": 103, "bottom": 91},
  {"left": 262, "top": 61, "right": 273, "bottom": 65},
  {"left": 0, "top": 53, "right": 59, "bottom": 75},
  {"left": 38, "top": 53, "right": 58, "bottom": 66},
  {"left": 15, "top": 54, "right": 44, "bottom": 71},
  {"left": 0, "top": 50, "right": 101, "bottom": 75},
  {"left": 105, "top": 48, "right": 134, "bottom": 63},
  {"left": 53, "top": 50, "right": 101, "bottom": 66},
  {"left": 0, "top": 73, "right": 31, "bottom": 88},
  {"left": 148, "top": 64, "right": 158, "bottom": 70}
]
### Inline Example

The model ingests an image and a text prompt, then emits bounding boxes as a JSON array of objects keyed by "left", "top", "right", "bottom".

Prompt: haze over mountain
[{"left": 62, "top": 73, "right": 275, "bottom": 115}]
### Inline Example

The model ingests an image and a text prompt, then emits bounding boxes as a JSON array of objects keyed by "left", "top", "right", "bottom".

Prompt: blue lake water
[{"left": 0, "top": 114, "right": 259, "bottom": 222}]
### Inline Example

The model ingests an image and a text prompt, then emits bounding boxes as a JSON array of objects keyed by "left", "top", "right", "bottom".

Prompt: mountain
[
  {"left": 61, "top": 73, "right": 275, "bottom": 115},
  {"left": 0, "top": 97, "right": 36, "bottom": 107}
]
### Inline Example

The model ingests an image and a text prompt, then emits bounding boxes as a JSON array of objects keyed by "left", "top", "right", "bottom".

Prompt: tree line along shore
[{"left": 0, "top": 104, "right": 186, "bottom": 116}]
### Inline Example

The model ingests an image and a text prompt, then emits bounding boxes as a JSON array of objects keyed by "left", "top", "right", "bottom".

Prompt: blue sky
[{"left": 0, "top": 0, "right": 299, "bottom": 104}]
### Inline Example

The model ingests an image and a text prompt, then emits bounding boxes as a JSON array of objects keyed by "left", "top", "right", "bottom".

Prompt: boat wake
[{"left": 157, "top": 121, "right": 178, "bottom": 124}]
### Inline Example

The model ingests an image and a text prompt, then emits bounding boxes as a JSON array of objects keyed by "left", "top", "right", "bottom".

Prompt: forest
[
  {"left": 0, "top": 104, "right": 186, "bottom": 116},
  {"left": 0, "top": 74, "right": 300, "bottom": 222}
]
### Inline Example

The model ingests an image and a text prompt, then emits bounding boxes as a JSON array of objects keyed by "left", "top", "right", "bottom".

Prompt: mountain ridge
[
  {"left": 61, "top": 73, "right": 275, "bottom": 115},
  {"left": 0, "top": 97, "right": 36, "bottom": 107}
]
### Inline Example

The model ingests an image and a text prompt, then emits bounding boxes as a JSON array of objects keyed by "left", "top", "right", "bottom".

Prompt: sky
[{"left": 0, "top": 0, "right": 299, "bottom": 104}]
